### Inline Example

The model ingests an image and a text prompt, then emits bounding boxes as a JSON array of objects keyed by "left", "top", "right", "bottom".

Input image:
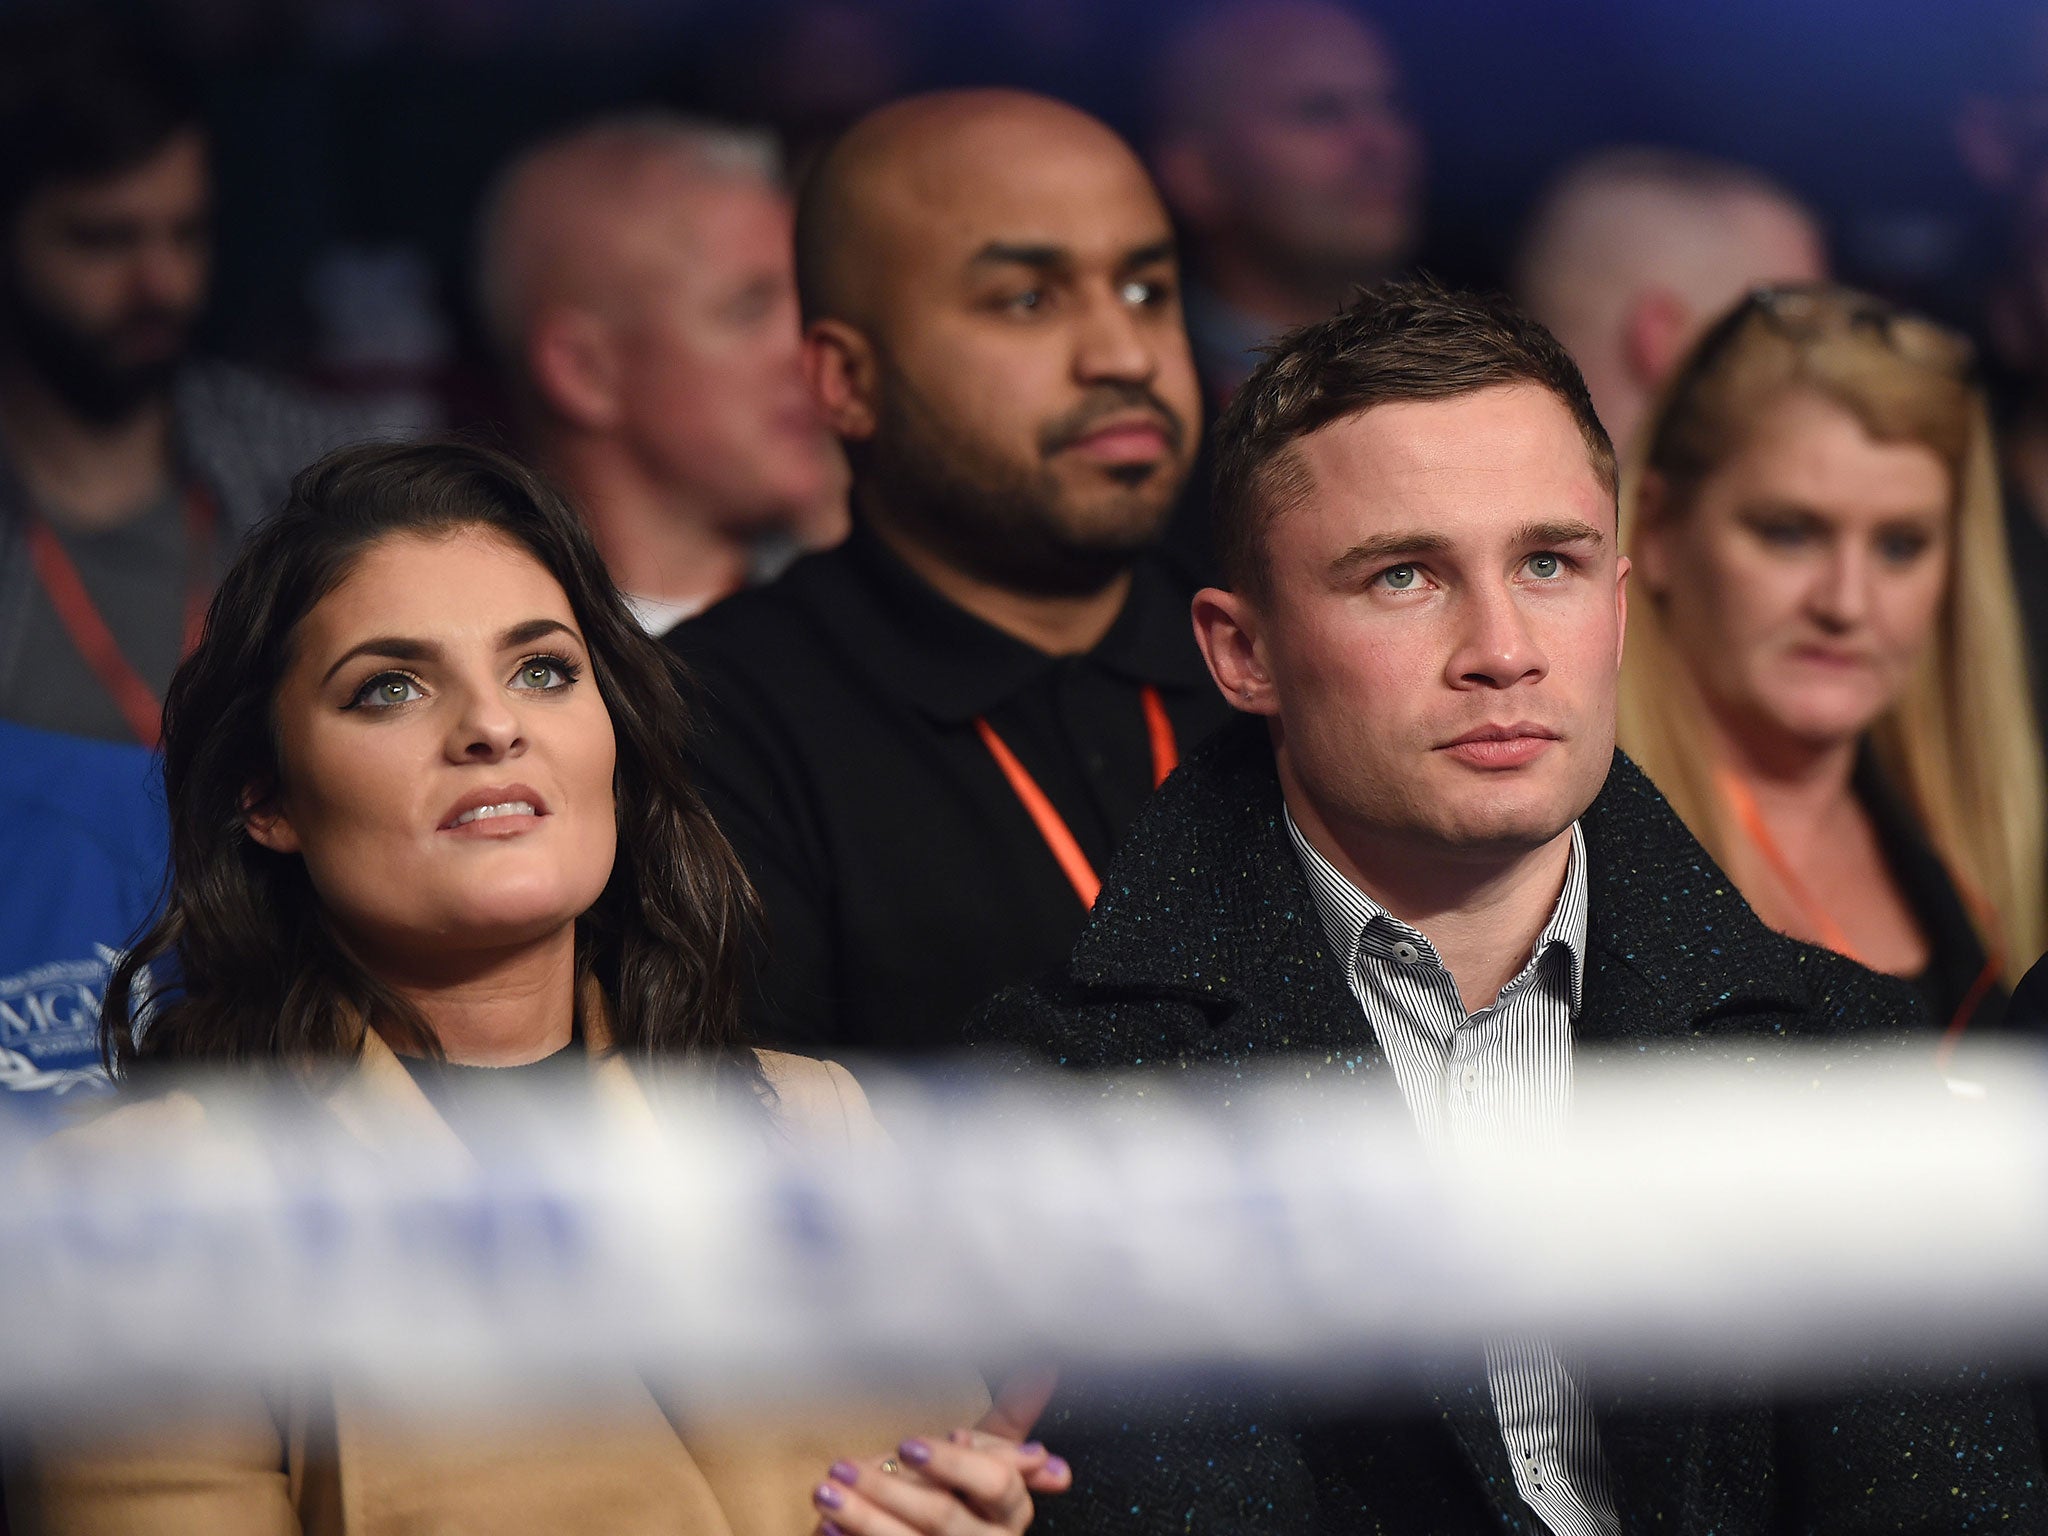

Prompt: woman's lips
[
  {"left": 440, "top": 801, "right": 546, "bottom": 839},
  {"left": 438, "top": 784, "right": 550, "bottom": 836},
  {"left": 1787, "top": 645, "right": 1875, "bottom": 671}
]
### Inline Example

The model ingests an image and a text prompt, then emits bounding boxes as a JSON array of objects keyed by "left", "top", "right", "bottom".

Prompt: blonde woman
[{"left": 1620, "top": 283, "right": 2047, "bottom": 1046}]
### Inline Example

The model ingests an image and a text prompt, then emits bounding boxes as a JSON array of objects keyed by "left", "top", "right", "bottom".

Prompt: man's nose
[
  {"left": 134, "top": 235, "right": 202, "bottom": 310},
  {"left": 1446, "top": 583, "right": 1549, "bottom": 689},
  {"left": 1073, "top": 287, "right": 1159, "bottom": 384}
]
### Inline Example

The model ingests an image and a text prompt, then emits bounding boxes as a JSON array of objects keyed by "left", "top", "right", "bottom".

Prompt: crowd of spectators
[{"left": 7, "top": 1, "right": 2048, "bottom": 1532}]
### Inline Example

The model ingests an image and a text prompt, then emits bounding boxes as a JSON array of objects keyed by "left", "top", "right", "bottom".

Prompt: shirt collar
[
  {"left": 820, "top": 522, "right": 1214, "bottom": 723},
  {"left": 1284, "top": 810, "right": 1590, "bottom": 1015}
]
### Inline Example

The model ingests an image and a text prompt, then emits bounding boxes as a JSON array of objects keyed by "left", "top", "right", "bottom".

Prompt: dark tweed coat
[{"left": 969, "top": 716, "right": 2044, "bottom": 1535}]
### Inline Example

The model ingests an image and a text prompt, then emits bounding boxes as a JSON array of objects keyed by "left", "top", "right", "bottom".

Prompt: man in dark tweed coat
[{"left": 971, "top": 280, "right": 2045, "bottom": 1533}]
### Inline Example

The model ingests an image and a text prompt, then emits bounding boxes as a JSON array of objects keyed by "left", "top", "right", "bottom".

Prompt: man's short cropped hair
[
  {"left": 473, "top": 111, "right": 782, "bottom": 370},
  {"left": 1212, "top": 278, "right": 1617, "bottom": 598},
  {"left": 0, "top": 12, "right": 202, "bottom": 231}
]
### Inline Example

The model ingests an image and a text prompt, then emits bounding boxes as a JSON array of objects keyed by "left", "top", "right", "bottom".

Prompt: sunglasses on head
[{"left": 1699, "top": 283, "right": 1978, "bottom": 382}]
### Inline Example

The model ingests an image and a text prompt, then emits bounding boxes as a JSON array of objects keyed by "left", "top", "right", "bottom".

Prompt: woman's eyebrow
[
  {"left": 320, "top": 636, "right": 435, "bottom": 688},
  {"left": 317, "top": 620, "right": 578, "bottom": 687},
  {"left": 498, "top": 617, "right": 579, "bottom": 650}
]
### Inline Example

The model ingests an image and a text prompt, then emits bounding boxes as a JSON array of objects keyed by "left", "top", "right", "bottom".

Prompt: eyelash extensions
[{"left": 341, "top": 652, "right": 583, "bottom": 711}]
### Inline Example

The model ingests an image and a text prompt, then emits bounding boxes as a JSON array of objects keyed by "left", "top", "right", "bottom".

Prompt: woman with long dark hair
[{"left": 12, "top": 440, "right": 1065, "bottom": 1536}]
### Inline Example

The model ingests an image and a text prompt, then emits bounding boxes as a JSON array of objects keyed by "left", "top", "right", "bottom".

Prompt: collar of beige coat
[{"left": 322, "top": 979, "right": 875, "bottom": 1164}]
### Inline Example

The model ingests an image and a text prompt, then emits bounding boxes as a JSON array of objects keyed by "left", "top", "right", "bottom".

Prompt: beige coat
[{"left": 6, "top": 1037, "right": 986, "bottom": 1536}]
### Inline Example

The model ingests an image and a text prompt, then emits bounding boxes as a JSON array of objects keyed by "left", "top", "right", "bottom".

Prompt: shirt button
[
  {"left": 1461, "top": 1066, "right": 1480, "bottom": 1092},
  {"left": 1390, "top": 940, "right": 1420, "bottom": 964}
]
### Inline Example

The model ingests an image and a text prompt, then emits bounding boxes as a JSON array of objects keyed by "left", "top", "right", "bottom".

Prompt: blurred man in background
[
  {"left": 0, "top": 15, "right": 364, "bottom": 1138},
  {"left": 668, "top": 89, "right": 1227, "bottom": 1053},
  {"left": 1514, "top": 146, "right": 1827, "bottom": 453},
  {"left": 1148, "top": 0, "right": 1423, "bottom": 409},
  {"left": 478, "top": 114, "right": 847, "bottom": 636},
  {"left": 0, "top": 13, "right": 363, "bottom": 745}
]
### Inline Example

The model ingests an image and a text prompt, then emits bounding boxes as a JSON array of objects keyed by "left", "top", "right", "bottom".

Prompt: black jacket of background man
[
  {"left": 969, "top": 716, "right": 2045, "bottom": 1535},
  {"left": 665, "top": 525, "right": 1232, "bottom": 1053}
]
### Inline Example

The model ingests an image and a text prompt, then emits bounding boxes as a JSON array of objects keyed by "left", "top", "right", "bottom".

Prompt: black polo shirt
[{"left": 665, "top": 526, "right": 1231, "bottom": 1054}]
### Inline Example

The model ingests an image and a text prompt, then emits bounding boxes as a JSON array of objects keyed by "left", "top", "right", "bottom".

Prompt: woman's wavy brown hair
[{"left": 103, "top": 439, "right": 762, "bottom": 1082}]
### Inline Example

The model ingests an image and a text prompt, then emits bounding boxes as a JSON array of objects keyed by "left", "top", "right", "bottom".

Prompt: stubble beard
[
  {"left": 0, "top": 269, "right": 189, "bottom": 428},
  {"left": 857, "top": 368, "right": 1182, "bottom": 599}
]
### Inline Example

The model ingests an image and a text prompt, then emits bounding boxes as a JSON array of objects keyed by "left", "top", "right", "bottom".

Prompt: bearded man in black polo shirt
[{"left": 666, "top": 89, "right": 1225, "bottom": 1052}]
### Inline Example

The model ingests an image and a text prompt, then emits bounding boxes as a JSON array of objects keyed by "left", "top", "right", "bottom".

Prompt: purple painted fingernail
[
  {"left": 814, "top": 1482, "right": 846, "bottom": 1511},
  {"left": 899, "top": 1437, "right": 933, "bottom": 1467},
  {"left": 1045, "top": 1455, "right": 1071, "bottom": 1479},
  {"left": 828, "top": 1461, "right": 861, "bottom": 1487},
  {"left": 1020, "top": 1440, "right": 1047, "bottom": 1457},
  {"left": 820, "top": 1523, "right": 848, "bottom": 1536}
]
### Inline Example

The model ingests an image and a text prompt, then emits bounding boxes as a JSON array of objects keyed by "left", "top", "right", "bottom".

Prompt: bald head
[
  {"left": 795, "top": 89, "right": 1202, "bottom": 597},
  {"left": 1514, "top": 147, "right": 1826, "bottom": 449},
  {"left": 797, "top": 89, "right": 1168, "bottom": 330}
]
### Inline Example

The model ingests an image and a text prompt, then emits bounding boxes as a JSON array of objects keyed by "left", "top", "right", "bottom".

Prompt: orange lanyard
[
  {"left": 974, "top": 684, "right": 1178, "bottom": 909},
  {"left": 1719, "top": 767, "right": 1869, "bottom": 964},
  {"left": 1719, "top": 765, "right": 2004, "bottom": 1055},
  {"left": 24, "top": 480, "right": 216, "bottom": 749}
]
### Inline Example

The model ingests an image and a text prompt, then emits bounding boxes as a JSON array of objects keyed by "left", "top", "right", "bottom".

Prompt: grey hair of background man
[
  {"left": 1511, "top": 146, "right": 1824, "bottom": 448},
  {"left": 474, "top": 112, "right": 782, "bottom": 376},
  {"left": 1513, "top": 146, "right": 1817, "bottom": 325}
]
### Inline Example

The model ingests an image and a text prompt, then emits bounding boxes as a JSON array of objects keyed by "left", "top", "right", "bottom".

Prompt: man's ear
[
  {"left": 1613, "top": 552, "right": 1631, "bottom": 671},
  {"left": 1191, "top": 586, "right": 1279, "bottom": 715},
  {"left": 242, "top": 784, "right": 300, "bottom": 855},
  {"left": 804, "top": 319, "right": 878, "bottom": 441},
  {"left": 528, "top": 309, "right": 623, "bottom": 432},
  {"left": 1623, "top": 286, "right": 1695, "bottom": 394}
]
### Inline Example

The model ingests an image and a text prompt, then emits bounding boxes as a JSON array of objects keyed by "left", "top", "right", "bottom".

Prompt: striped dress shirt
[{"left": 1286, "top": 813, "right": 1620, "bottom": 1536}]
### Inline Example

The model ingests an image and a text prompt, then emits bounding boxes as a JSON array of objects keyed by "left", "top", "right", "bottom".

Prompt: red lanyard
[
  {"left": 1719, "top": 765, "right": 2003, "bottom": 1056},
  {"left": 974, "top": 684, "right": 1178, "bottom": 909},
  {"left": 24, "top": 480, "right": 216, "bottom": 749}
]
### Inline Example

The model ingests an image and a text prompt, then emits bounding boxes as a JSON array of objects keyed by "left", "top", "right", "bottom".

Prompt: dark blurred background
[{"left": 56, "top": 0, "right": 2048, "bottom": 428}]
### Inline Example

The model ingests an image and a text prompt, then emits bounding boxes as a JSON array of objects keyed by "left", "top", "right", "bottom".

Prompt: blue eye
[
  {"left": 1380, "top": 565, "right": 1420, "bottom": 590},
  {"left": 347, "top": 672, "right": 424, "bottom": 710},
  {"left": 1526, "top": 553, "right": 1564, "bottom": 579}
]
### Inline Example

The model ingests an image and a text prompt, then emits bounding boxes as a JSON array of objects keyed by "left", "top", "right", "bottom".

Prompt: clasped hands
[{"left": 812, "top": 1369, "right": 1070, "bottom": 1536}]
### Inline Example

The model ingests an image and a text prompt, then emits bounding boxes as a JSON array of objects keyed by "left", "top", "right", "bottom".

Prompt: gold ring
[{"left": 879, "top": 1458, "right": 901, "bottom": 1475}]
